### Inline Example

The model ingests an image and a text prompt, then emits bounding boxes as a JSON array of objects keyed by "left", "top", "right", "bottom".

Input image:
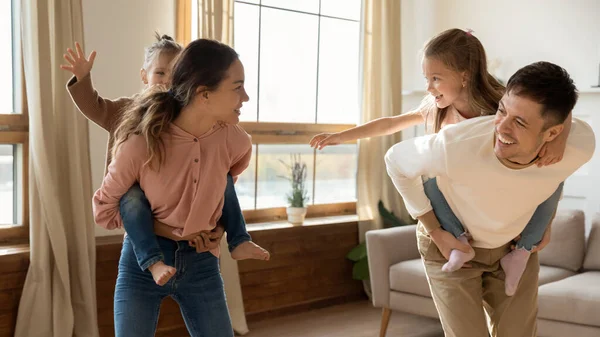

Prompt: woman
[{"left": 93, "top": 38, "right": 253, "bottom": 337}]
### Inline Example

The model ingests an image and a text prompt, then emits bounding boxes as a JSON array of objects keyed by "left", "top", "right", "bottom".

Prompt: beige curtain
[
  {"left": 195, "top": 1, "right": 249, "bottom": 334},
  {"left": 15, "top": 1, "right": 98, "bottom": 336},
  {"left": 357, "top": 0, "right": 408, "bottom": 241},
  {"left": 219, "top": 234, "right": 249, "bottom": 335},
  {"left": 196, "top": 0, "right": 234, "bottom": 45}
]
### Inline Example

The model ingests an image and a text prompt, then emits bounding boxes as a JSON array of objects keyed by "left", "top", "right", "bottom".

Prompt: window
[
  {"left": 181, "top": 0, "right": 362, "bottom": 221},
  {"left": 0, "top": 0, "right": 28, "bottom": 244}
]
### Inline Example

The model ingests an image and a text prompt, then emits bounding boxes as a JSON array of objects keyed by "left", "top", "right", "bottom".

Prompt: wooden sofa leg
[{"left": 380, "top": 307, "right": 392, "bottom": 337}]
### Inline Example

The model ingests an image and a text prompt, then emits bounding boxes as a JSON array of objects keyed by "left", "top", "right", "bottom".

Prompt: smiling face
[
  {"left": 201, "top": 58, "right": 249, "bottom": 125},
  {"left": 493, "top": 91, "right": 564, "bottom": 165},
  {"left": 141, "top": 51, "right": 178, "bottom": 87},
  {"left": 422, "top": 56, "right": 468, "bottom": 110}
]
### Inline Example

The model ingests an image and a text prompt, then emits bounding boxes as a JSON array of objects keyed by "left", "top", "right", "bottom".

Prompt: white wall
[
  {"left": 400, "top": 0, "right": 600, "bottom": 136},
  {"left": 401, "top": 0, "right": 600, "bottom": 91},
  {"left": 82, "top": 0, "right": 176, "bottom": 236}
]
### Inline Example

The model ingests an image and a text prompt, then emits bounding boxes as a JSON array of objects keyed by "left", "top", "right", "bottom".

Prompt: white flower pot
[{"left": 286, "top": 207, "right": 307, "bottom": 225}]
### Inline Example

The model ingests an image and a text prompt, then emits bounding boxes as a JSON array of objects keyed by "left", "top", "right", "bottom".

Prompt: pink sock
[
  {"left": 442, "top": 235, "right": 475, "bottom": 272},
  {"left": 500, "top": 248, "right": 531, "bottom": 296}
]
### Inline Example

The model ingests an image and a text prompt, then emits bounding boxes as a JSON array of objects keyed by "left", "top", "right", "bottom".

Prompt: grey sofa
[{"left": 366, "top": 209, "right": 600, "bottom": 337}]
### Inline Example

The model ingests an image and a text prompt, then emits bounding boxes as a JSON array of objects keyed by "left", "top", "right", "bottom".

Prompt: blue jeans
[
  {"left": 120, "top": 174, "right": 251, "bottom": 271},
  {"left": 114, "top": 235, "right": 234, "bottom": 337},
  {"left": 423, "top": 178, "right": 564, "bottom": 250}
]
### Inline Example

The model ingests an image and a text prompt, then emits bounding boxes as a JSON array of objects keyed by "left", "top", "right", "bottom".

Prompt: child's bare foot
[
  {"left": 148, "top": 261, "right": 176, "bottom": 286},
  {"left": 231, "top": 241, "right": 270, "bottom": 261}
]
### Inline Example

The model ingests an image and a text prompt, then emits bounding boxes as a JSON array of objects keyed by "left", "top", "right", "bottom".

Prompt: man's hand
[
  {"left": 430, "top": 228, "right": 473, "bottom": 261},
  {"left": 189, "top": 225, "right": 225, "bottom": 253},
  {"left": 511, "top": 226, "right": 552, "bottom": 253},
  {"left": 531, "top": 226, "right": 551, "bottom": 253}
]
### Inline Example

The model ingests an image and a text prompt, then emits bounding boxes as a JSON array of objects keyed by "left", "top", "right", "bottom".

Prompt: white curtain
[
  {"left": 195, "top": 0, "right": 249, "bottom": 334},
  {"left": 357, "top": 0, "right": 408, "bottom": 241},
  {"left": 15, "top": 0, "right": 98, "bottom": 336}
]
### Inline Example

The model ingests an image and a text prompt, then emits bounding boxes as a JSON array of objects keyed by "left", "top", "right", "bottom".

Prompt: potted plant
[{"left": 280, "top": 154, "right": 309, "bottom": 225}]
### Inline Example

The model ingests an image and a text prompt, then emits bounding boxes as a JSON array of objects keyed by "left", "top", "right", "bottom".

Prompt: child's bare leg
[
  {"left": 442, "top": 235, "right": 475, "bottom": 272},
  {"left": 147, "top": 261, "right": 176, "bottom": 286},
  {"left": 231, "top": 241, "right": 270, "bottom": 261},
  {"left": 500, "top": 248, "right": 531, "bottom": 296}
]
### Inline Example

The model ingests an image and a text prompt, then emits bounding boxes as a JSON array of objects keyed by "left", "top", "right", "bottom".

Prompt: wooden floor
[{"left": 245, "top": 301, "right": 444, "bottom": 337}]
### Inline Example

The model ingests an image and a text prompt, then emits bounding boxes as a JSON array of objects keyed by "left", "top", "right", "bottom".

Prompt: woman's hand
[{"left": 188, "top": 225, "right": 225, "bottom": 253}]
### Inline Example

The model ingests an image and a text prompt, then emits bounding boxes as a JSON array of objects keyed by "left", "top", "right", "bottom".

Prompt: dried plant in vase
[{"left": 279, "top": 154, "right": 309, "bottom": 224}]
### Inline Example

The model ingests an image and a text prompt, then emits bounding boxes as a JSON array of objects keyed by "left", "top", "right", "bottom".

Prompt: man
[{"left": 384, "top": 61, "right": 595, "bottom": 336}]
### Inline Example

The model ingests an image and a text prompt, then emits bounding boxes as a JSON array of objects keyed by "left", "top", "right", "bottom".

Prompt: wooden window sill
[
  {"left": 0, "top": 214, "right": 360, "bottom": 256},
  {"left": 0, "top": 244, "right": 29, "bottom": 257},
  {"left": 246, "top": 214, "right": 358, "bottom": 232}
]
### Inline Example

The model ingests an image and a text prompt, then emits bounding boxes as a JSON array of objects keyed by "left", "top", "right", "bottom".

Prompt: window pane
[
  {"left": 235, "top": 145, "right": 256, "bottom": 210},
  {"left": 0, "top": 0, "right": 14, "bottom": 114},
  {"left": 0, "top": 145, "right": 14, "bottom": 225},
  {"left": 320, "top": 0, "right": 362, "bottom": 21},
  {"left": 314, "top": 144, "right": 357, "bottom": 204},
  {"left": 261, "top": 0, "right": 319, "bottom": 14},
  {"left": 234, "top": 2, "right": 259, "bottom": 122},
  {"left": 317, "top": 17, "right": 360, "bottom": 124},
  {"left": 256, "top": 144, "right": 314, "bottom": 209},
  {"left": 258, "top": 8, "right": 318, "bottom": 123},
  {"left": 236, "top": 0, "right": 259, "bottom": 4}
]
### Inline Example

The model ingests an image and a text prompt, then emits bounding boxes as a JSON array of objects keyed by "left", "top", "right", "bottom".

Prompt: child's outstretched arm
[
  {"left": 310, "top": 110, "right": 424, "bottom": 150},
  {"left": 537, "top": 111, "right": 572, "bottom": 167},
  {"left": 61, "top": 42, "right": 131, "bottom": 133}
]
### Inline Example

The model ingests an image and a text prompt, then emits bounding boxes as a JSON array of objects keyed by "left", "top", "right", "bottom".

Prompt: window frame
[
  {"left": 176, "top": 0, "right": 359, "bottom": 222},
  {"left": 0, "top": 45, "right": 29, "bottom": 244}
]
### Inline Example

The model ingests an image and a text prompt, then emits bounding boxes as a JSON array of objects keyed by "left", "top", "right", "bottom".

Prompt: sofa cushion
[
  {"left": 583, "top": 213, "right": 600, "bottom": 271},
  {"left": 390, "top": 259, "right": 431, "bottom": 298},
  {"left": 539, "top": 209, "right": 585, "bottom": 272},
  {"left": 538, "top": 265, "right": 577, "bottom": 285},
  {"left": 538, "top": 271, "right": 600, "bottom": 327}
]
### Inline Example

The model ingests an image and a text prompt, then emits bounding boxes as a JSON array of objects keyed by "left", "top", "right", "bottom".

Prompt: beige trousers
[{"left": 417, "top": 224, "right": 539, "bottom": 337}]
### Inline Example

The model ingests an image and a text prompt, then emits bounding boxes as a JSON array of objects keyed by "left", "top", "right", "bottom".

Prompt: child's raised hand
[
  {"left": 59, "top": 42, "right": 97, "bottom": 81},
  {"left": 537, "top": 136, "right": 567, "bottom": 167},
  {"left": 309, "top": 132, "right": 342, "bottom": 150}
]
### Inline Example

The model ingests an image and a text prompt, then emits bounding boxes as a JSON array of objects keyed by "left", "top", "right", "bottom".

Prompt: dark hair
[
  {"left": 420, "top": 28, "right": 505, "bottom": 132},
  {"left": 506, "top": 61, "right": 577, "bottom": 128},
  {"left": 113, "top": 39, "right": 239, "bottom": 169},
  {"left": 142, "top": 32, "right": 183, "bottom": 70}
]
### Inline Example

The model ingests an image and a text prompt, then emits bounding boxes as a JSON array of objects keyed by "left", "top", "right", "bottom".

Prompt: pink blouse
[{"left": 92, "top": 123, "right": 252, "bottom": 254}]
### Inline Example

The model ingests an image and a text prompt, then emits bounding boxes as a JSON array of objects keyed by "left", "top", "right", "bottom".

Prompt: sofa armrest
[{"left": 366, "top": 224, "right": 420, "bottom": 308}]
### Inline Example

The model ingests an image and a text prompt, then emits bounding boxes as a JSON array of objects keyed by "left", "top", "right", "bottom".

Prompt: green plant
[
  {"left": 279, "top": 154, "right": 309, "bottom": 208},
  {"left": 347, "top": 242, "right": 369, "bottom": 280},
  {"left": 346, "top": 200, "right": 413, "bottom": 280}
]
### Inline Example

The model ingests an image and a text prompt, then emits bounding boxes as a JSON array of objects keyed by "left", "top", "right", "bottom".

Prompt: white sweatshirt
[{"left": 385, "top": 116, "right": 595, "bottom": 248}]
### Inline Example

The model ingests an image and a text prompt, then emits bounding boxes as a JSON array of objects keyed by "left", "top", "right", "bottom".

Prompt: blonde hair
[
  {"left": 142, "top": 32, "right": 183, "bottom": 70},
  {"left": 421, "top": 28, "right": 505, "bottom": 132}
]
